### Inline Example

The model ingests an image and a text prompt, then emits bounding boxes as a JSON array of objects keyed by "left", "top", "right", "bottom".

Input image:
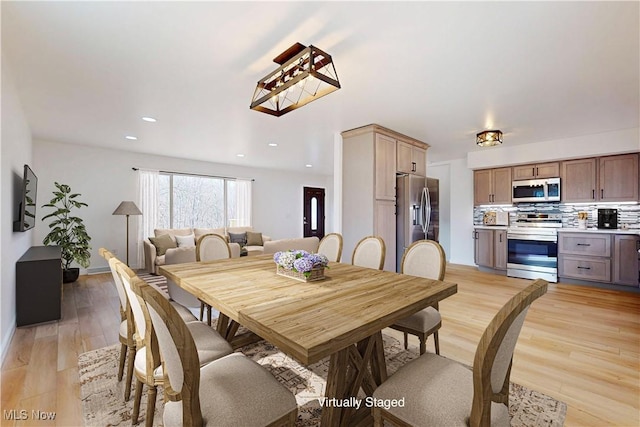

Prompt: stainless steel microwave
[{"left": 512, "top": 178, "right": 560, "bottom": 203}]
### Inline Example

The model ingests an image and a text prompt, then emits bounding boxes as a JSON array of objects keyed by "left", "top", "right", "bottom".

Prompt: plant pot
[{"left": 63, "top": 268, "right": 80, "bottom": 283}]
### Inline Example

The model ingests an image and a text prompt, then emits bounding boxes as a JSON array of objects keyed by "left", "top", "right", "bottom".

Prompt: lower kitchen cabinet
[
  {"left": 613, "top": 234, "right": 640, "bottom": 287},
  {"left": 558, "top": 232, "right": 639, "bottom": 287},
  {"left": 473, "top": 228, "right": 507, "bottom": 271}
]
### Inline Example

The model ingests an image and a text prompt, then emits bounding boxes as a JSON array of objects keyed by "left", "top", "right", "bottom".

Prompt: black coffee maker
[{"left": 597, "top": 208, "right": 618, "bottom": 229}]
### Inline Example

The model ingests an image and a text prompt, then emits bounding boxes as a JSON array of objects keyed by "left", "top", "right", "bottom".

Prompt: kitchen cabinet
[
  {"left": 473, "top": 167, "right": 512, "bottom": 205},
  {"left": 375, "top": 134, "right": 397, "bottom": 200},
  {"left": 473, "top": 229, "right": 494, "bottom": 268},
  {"left": 494, "top": 230, "right": 508, "bottom": 270},
  {"left": 397, "top": 141, "right": 426, "bottom": 176},
  {"left": 561, "top": 154, "right": 639, "bottom": 203},
  {"left": 558, "top": 232, "right": 612, "bottom": 283},
  {"left": 613, "top": 234, "right": 640, "bottom": 287},
  {"left": 342, "top": 124, "right": 428, "bottom": 272},
  {"left": 512, "top": 162, "right": 560, "bottom": 180},
  {"left": 599, "top": 154, "right": 639, "bottom": 202},
  {"left": 561, "top": 158, "right": 598, "bottom": 203}
]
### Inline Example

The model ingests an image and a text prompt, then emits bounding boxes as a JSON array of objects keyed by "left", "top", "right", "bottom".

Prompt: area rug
[{"left": 79, "top": 334, "right": 566, "bottom": 426}]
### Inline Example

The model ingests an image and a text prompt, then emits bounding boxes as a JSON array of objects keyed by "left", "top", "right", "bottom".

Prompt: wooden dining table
[{"left": 159, "top": 254, "right": 457, "bottom": 426}]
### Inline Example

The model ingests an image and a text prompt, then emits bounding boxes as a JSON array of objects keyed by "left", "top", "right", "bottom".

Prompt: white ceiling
[{"left": 2, "top": 1, "right": 638, "bottom": 175}]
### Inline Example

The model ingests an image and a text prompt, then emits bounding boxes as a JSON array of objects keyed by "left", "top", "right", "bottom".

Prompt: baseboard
[
  {"left": 87, "top": 267, "right": 110, "bottom": 275},
  {"left": 0, "top": 321, "right": 16, "bottom": 368}
]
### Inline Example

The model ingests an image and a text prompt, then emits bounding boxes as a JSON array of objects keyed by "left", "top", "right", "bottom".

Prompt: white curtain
[
  {"left": 137, "top": 169, "right": 159, "bottom": 269},
  {"left": 235, "top": 179, "right": 252, "bottom": 227}
]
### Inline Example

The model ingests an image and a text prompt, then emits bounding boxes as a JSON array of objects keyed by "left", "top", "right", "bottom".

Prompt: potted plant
[{"left": 42, "top": 182, "right": 92, "bottom": 283}]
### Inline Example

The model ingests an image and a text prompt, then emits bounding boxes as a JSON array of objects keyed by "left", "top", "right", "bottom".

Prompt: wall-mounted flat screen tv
[{"left": 13, "top": 165, "right": 38, "bottom": 232}]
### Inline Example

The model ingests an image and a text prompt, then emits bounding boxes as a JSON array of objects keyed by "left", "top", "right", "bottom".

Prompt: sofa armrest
[
  {"left": 262, "top": 235, "right": 272, "bottom": 243},
  {"left": 228, "top": 242, "right": 241, "bottom": 258},
  {"left": 143, "top": 239, "right": 157, "bottom": 274}
]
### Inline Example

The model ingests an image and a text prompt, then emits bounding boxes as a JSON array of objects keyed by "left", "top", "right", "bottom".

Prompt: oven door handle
[{"left": 507, "top": 234, "right": 557, "bottom": 242}]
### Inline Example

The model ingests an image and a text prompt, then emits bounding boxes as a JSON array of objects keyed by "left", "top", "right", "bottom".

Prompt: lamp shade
[{"left": 112, "top": 201, "right": 142, "bottom": 216}]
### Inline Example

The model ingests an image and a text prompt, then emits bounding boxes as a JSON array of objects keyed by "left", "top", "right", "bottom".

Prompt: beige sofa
[
  {"left": 143, "top": 226, "right": 271, "bottom": 274},
  {"left": 263, "top": 236, "right": 320, "bottom": 254}
]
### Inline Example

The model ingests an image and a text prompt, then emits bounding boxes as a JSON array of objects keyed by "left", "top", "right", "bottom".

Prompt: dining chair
[
  {"left": 317, "top": 232, "right": 343, "bottom": 262},
  {"left": 115, "top": 260, "right": 233, "bottom": 427},
  {"left": 99, "top": 248, "right": 136, "bottom": 400},
  {"left": 134, "top": 275, "right": 298, "bottom": 427},
  {"left": 372, "top": 279, "right": 548, "bottom": 427},
  {"left": 352, "top": 236, "right": 386, "bottom": 270},
  {"left": 390, "top": 240, "right": 445, "bottom": 355},
  {"left": 195, "top": 233, "right": 232, "bottom": 325},
  {"left": 164, "top": 246, "right": 201, "bottom": 319}
]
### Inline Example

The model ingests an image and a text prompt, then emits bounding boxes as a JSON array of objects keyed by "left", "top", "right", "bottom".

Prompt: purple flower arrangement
[{"left": 274, "top": 250, "right": 329, "bottom": 278}]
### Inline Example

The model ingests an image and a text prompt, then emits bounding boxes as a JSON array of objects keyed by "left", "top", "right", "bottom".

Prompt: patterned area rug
[{"left": 79, "top": 334, "right": 566, "bottom": 426}]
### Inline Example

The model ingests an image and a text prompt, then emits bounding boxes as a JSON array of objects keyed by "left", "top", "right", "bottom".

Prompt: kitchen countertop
[{"left": 473, "top": 225, "right": 640, "bottom": 235}]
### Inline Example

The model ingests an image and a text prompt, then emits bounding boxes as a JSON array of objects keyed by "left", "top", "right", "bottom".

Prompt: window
[{"left": 157, "top": 173, "right": 251, "bottom": 229}]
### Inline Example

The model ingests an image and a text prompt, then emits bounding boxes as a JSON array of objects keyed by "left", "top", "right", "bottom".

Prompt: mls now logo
[{"left": 3, "top": 410, "right": 56, "bottom": 421}]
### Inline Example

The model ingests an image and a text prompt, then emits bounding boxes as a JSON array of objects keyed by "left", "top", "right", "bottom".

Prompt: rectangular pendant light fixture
[
  {"left": 250, "top": 42, "right": 341, "bottom": 117},
  {"left": 476, "top": 130, "right": 503, "bottom": 147}
]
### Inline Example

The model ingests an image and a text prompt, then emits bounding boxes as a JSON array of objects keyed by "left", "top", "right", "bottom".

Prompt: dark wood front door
[{"left": 303, "top": 187, "right": 325, "bottom": 239}]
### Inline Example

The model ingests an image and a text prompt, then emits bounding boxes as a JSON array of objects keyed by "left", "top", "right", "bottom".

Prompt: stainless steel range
[{"left": 507, "top": 212, "right": 562, "bottom": 283}]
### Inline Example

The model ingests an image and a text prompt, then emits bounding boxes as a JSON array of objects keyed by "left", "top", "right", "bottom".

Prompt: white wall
[
  {"left": 467, "top": 127, "right": 640, "bottom": 169},
  {"left": 1, "top": 56, "right": 33, "bottom": 362},
  {"left": 33, "top": 140, "right": 333, "bottom": 272}
]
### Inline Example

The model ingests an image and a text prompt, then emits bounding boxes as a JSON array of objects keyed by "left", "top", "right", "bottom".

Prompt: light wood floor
[{"left": 1, "top": 264, "right": 639, "bottom": 426}]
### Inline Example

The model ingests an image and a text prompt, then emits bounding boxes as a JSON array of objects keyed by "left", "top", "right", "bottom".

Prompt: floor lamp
[{"left": 112, "top": 201, "right": 142, "bottom": 266}]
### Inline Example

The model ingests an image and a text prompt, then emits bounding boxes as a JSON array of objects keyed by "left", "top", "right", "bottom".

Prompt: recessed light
[
  {"left": 125, "top": 136, "right": 138, "bottom": 140},
  {"left": 237, "top": 154, "right": 245, "bottom": 158},
  {"left": 142, "top": 117, "right": 157, "bottom": 122},
  {"left": 305, "top": 164, "right": 312, "bottom": 168},
  {"left": 268, "top": 143, "right": 278, "bottom": 147}
]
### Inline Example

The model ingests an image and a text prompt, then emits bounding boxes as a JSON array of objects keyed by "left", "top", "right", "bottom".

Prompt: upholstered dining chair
[
  {"left": 390, "top": 240, "right": 446, "bottom": 355},
  {"left": 352, "top": 236, "right": 386, "bottom": 270},
  {"left": 164, "top": 247, "right": 201, "bottom": 319},
  {"left": 134, "top": 274, "right": 298, "bottom": 427},
  {"left": 372, "top": 279, "right": 548, "bottom": 427},
  {"left": 195, "top": 233, "right": 232, "bottom": 325},
  {"left": 317, "top": 232, "right": 343, "bottom": 262},
  {"left": 115, "top": 260, "right": 233, "bottom": 427},
  {"left": 99, "top": 248, "right": 136, "bottom": 400}
]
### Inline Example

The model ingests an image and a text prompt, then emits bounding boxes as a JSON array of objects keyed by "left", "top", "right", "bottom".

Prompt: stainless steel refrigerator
[{"left": 396, "top": 175, "right": 439, "bottom": 271}]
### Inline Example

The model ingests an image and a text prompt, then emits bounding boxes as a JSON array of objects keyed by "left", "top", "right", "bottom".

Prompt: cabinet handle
[
  {"left": 577, "top": 266, "right": 591, "bottom": 270},
  {"left": 592, "top": 189, "right": 595, "bottom": 200},
  {"left": 536, "top": 167, "right": 539, "bottom": 176},
  {"left": 412, "top": 162, "right": 416, "bottom": 172},
  {"left": 576, "top": 243, "right": 591, "bottom": 246},
  {"left": 532, "top": 167, "right": 535, "bottom": 176},
  {"left": 499, "top": 234, "right": 502, "bottom": 243},
  {"left": 601, "top": 189, "right": 604, "bottom": 198}
]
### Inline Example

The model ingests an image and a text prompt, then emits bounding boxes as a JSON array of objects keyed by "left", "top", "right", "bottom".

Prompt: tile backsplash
[{"left": 473, "top": 203, "right": 640, "bottom": 229}]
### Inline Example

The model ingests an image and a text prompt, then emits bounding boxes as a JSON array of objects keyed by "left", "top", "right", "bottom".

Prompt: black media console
[{"left": 16, "top": 246, "right": 62, "bottom": 327}]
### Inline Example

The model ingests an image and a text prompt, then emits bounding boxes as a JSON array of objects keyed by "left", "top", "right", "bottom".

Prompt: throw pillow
[
  {"left": 246, "top": 231, "right": 263, "bottom": 246},
  {"left": 228, "top": 232, "right": 247, "bottom": 247},
  {"left": 149, "top": 234, "right": 177, "bottom": 256},
  {"left": 175, "top": 233, "right": 196, "bottom": 248}
]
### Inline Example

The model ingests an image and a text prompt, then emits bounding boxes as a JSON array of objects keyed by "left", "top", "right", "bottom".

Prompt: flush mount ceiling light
[
  {"left": 476, "top": 130, "right": 503, "bottom": 147},
  {"left": 250, "top": 42, "right": 341, "bottom": 117}
]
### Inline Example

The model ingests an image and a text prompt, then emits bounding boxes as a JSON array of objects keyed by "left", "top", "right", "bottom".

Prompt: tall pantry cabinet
[{"left": 342, "top": 124, "right": 429, "bottom": 272}]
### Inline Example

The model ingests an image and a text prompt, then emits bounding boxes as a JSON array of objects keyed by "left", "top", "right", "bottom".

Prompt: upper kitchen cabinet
[
  {"left": 561, "top": 158, "right": 598, "bottom": 202},
  {"left": 562, "top": 153, "right": 639, "bottom": 203},
  {"left": 375, "top": 134, "right": 397, "bottom": 200},
  {"left": 512, "top": 162, "right": 560, "bottom": 180},
  {"left": 474, "top": 167, "right": 512, "bottom": 205},
  {"left": 397, "top": 141, "right": 427, "bottom": 176},
  {"left": 599, "top": 153, "right": 639, "bottom": 202}
]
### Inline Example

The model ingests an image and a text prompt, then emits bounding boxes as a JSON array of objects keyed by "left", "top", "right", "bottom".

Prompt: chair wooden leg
[
  {"left": 206, "top": 304, "right": 212, "bottom": 326},
  {"left": 434, "top": 331, "right": 440, "bottom": 355},
  {"left": 373, "top": 407, "right": 383, "bottom": 427},
  {"left": 419, "top": 336, "right": 427, "bottom": 355},
  {"left": 132, "top": 379, "right": 143, "bottom": 425},
  {"left": 403, "top": 332, "right": 408, "bottom": 349},
  {"left": 145, "top": 386, "right": 157, "bottom": 427},
  {"left": 117, "top": 343, "right": 127, "bottom": 381},
  {"left": 124, "top": 346, "right": 136, "bottom": 401},
  {"left": 199, "top": 302, "right": 205, "bottom": 322}
]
